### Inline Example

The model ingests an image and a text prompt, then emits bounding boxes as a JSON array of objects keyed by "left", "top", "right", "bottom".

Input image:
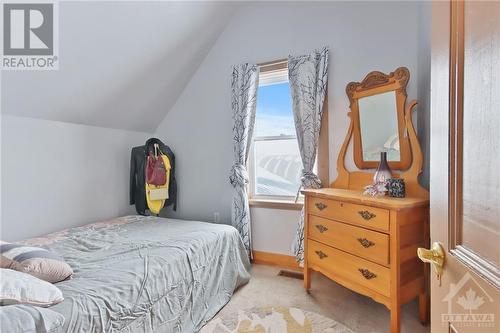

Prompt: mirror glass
[{"left": 358, "top": 91, "right": 400, "bottom": 162}]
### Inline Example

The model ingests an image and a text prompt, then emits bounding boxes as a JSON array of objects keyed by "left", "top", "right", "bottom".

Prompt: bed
[{"left": 5, "top": 215, "right": 251, "bottom": 333}]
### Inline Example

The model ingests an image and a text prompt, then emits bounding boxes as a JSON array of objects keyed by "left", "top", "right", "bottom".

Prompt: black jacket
[{"left": 130, "top": 138, "right": 177, "bottom": 215}]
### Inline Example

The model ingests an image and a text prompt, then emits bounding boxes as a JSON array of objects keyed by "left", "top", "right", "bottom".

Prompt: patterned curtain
[
  {"left": 229, "top": 63, "right": 259, "bottom": 258},
  {"left": 289, "top": 47, "right": 329, "bottom": 264}
]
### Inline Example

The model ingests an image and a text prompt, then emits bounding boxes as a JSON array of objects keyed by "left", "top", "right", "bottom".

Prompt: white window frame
[
  {"left": 247, "top": 59, "right": 328, "bottom": 210},
  {"left": 248, "top": 64, "right": 303, "bottom": 204}
]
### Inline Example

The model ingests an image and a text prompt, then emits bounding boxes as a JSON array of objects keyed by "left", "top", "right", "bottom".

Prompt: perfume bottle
[{"left": 373, "top": 152, "right": 392, "bottom": 183}]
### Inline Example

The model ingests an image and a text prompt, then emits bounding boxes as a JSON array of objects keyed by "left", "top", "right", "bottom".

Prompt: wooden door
[{"left": 428, "top": 1, "right": 500, "bottom": 332}]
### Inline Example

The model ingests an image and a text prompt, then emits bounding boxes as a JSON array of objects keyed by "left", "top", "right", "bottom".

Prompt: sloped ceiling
[{"left": 1, "top": 1, "right": 240, "bottom": 132}]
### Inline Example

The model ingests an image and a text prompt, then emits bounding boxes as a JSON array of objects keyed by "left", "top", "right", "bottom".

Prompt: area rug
[{"left": 201, "top": 306, "right": 353, "bottom": 333}]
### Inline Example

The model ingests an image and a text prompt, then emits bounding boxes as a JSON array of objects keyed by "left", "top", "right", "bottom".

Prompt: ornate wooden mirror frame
[
  {"left": 347, "top": 67, "right": 412, "bottom": 170},
  {"left": 333, "top": 67, "right": 428, "bottom": 199}
]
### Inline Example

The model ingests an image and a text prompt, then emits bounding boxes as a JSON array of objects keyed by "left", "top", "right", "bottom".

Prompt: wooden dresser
[
  {"left": 303, "top": 188, "right": 429, "bottom": 332},
  {"left": 303, "top": 68, "right": 430, "bottom": 332}
]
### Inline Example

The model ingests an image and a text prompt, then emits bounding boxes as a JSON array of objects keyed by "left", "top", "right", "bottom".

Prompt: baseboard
[{"left": 252, "top": 250, "right": 301, "bottom": 271}]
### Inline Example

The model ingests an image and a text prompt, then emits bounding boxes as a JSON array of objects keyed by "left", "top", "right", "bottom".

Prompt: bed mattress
[{"left": 12, "top": 215, "right": 251, "bottom": 333}]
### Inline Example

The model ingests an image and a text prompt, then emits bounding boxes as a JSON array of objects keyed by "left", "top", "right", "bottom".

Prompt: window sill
[{"left": 249, "top": 198, "right": 303, "bottom": 211}]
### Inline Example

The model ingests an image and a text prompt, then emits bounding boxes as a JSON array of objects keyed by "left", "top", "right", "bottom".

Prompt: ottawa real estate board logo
[
  {"left": 442, "top": 272, "right": 495, "bottom": 329},
  {"left": 1, "top": 1, "right": 58, "bottom": 70}
]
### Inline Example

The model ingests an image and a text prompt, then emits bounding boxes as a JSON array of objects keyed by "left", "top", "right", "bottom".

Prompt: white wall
[
  {"left": 0, "top": 1, "right": 238, "bottom": 241},
  {"left": 1, "top": 115, "right": 149, "bottom": 241},
  {"left": 2, "top": 1, "right": 239, "bottom": 133},
  {"left": 417, "top": 1, "right": 432, "bottom": 189},
  {"left": 155, "top": 1, "right": 428, "bottom": 255},
  {"left": 250, "top": 207, "right": 300, "bottom": 255}
]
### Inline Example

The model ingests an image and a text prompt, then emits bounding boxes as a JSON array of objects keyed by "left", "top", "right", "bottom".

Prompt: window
[{"left": 248, "top": 61, "right": 324, "bottom": 207}]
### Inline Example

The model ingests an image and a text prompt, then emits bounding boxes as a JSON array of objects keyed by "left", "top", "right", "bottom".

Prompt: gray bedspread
[
  {"left": 0, "top": 304, "right": 65, "bottom": 333},
  {"left": 14, "top": 215, "right": 251, "bottom": 333}
]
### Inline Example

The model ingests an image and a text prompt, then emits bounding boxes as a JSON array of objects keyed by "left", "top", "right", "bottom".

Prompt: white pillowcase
[{"left": 0, "top": 269, "right": 64, "bottom": 307}]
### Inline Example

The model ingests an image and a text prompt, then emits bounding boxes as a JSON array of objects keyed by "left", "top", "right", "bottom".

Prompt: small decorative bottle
[{"left": 373, "top": 152, "right": 392, "bottom": 183}]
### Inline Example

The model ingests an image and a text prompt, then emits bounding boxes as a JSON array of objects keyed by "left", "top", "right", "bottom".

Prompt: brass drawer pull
[
  {"left": 357, "top": 238, "right": 375, "bottom": 248},
  {"left": 315, "top": 202, "right": 327, "bottom": 211},
  {"left": 315, "top": 250, "right": 328, "bottom": 259},
  {"left": 358, "top": 268, "right": 377, "bottom": 280},
  {"left": 315, "top": 224, "right": 328, "bottom": 233},
  {"left": 358, "top": 210, "right": 376, "bottom": 220}
]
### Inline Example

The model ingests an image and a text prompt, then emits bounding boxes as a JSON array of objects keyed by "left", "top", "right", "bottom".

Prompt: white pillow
[{"left": 0, "top": 269, "right": 63, "bottom": 307}]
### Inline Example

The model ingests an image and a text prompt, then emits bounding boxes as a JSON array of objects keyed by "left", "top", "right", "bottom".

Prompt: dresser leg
[
  {"left": 304, "top": 268, "right": 312, "bottom": 289},
  {"left": 390, "top": 307, "right": 400, "bottom": 333},
  {"left": 419, "top": 253, "right": 430, "bottom": 325},
  {"left": 419, "top": 291, "right": 429, "bottom": 325}
]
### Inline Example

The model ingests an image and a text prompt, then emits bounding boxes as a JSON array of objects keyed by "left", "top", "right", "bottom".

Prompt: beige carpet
[
  {"left": 201, "top": 306, "right": 353, "bottom": 333},
  {"left": 206, "top": 264, "right": 429, "bottom": 333}
]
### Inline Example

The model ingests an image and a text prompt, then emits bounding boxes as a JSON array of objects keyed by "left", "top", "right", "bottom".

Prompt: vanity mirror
[
  {"left": 332, "top": 66, "right": 427, "bottom": 199},
  {"left": 347, "top": 67, "right": 411, "bottom": 169}
]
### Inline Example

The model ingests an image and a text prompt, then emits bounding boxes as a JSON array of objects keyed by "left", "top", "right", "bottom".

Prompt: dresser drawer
[
  {"left": 308, "top": 215, "right": 389, "bottom": 266},
  {"left": 308, "top": 239, "right": 390, "bottom": 297},
  {"left": 308, "top": 196, "right": 389, "bottom": 232}
]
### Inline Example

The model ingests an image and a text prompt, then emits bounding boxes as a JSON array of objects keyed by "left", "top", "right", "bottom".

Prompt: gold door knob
[{"left": 418, "top": 242, "right": 445, "bottom": 282}]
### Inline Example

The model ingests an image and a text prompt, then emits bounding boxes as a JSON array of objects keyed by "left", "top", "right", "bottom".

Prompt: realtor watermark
[
  {"left": 1, "top": 1, "right": 58, "bottom": 70},
  {"left": 442, "top": 272, "right": 495, "bottom": 329}
]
